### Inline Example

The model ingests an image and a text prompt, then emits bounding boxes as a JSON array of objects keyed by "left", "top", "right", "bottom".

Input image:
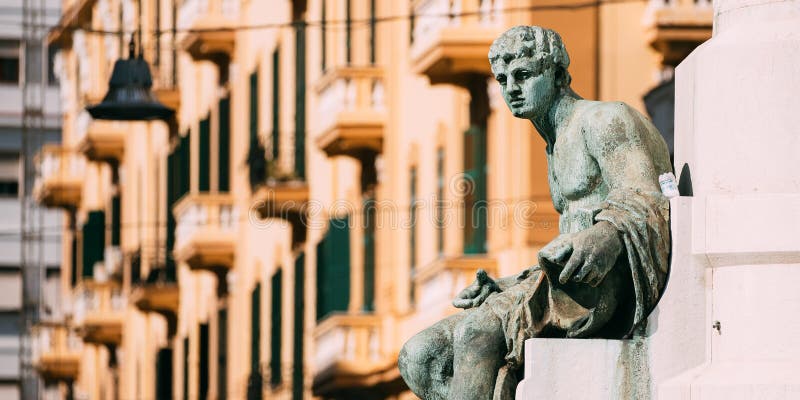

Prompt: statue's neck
[{"left": 532, "top": 88, "right": 581, "bottom": 154}]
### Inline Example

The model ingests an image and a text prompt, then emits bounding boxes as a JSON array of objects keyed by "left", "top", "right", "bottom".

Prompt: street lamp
[{"left": 87, "top": 39, "right": 175, "bottom": 121}]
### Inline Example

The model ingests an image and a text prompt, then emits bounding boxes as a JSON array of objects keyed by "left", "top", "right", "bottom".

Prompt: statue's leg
[
  {"left": 449, "top": 308, "right": 506, "bottom": 400},
  {"left": 399, "top": 312, "right": 467, "bottom": 400}
]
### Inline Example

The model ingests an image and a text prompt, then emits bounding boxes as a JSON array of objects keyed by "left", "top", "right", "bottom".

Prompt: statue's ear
[{"left": 554, "top": 67, "right": 568, "bottom": 88}]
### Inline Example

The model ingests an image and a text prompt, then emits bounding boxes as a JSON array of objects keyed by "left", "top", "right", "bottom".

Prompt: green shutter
[
  {"left": 271, "top": 49, "right": 280, "bottom": 161},
  {"left": 217, "top": 308, "right": 228, "bottom": 400},
  {"left": 410, "top": 168, "right": 417, "bottom": 303},
  {"left": 463, "top": 126, "right": 487, "bottom": 254},
  {"left": 269, "top": 269, "right": 282, "bottom": 386},
  {"left": 294, "top": 21, "right": 306, "bottom": 179},
  {"left": 316, "top": 217, "right": 350, "bottom": 321},
  {"left": 363, "top": 198, "right": 375, "bottom": 312},
  {"left": 437, "top": 148, "right": 445, "bottom": 256},
  {"left": 199, "top": 323, "right": 209, "bottom": 400},
  {"left": 369, "top": 0, "right": 376, "bottom": 64},
  {"left": 199, "top": 117, "right": 211, "bottom": 192},
  {"left": 182, "top": 337, "right": 189, "bottom": 400},
  {"left": 82, "top": 210, "right": 105, "bottom": 278},
  {"left": 345, "top": 0, "right": 352, "bottom": 64},
  {"left": 218, "top": 97, "right": 231, "bottom": 192},
  {"left": 111, "top": 193, "right": 121, "bottom": 246},
  {"left": 70, "top": 235, "right": 77, "bottom": 287},
  {"left": 155, "top": 348, "right": 173, "bottom": 400},
  {"left": 180, "top": 132, "right": 191, "bottom": 199},
  {"left": 292, "top": 253, "right": 304, "bottom": 400},
  {"left": 249, "top": 71, "right": 259, "bottom": 144},
  {"left": 166, "top": 149, "right": 177, "bottom": 279},
  {"left": 251, "top": 283, "right": 261, "bottom": 371},
  {"left": 320, "top": 1, "right": 326, "bottom": 72}
]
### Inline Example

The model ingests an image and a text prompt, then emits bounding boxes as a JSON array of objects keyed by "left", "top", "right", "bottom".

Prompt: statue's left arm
[{"left": 583, "top": 102, "right": 672, "bottom": 332}]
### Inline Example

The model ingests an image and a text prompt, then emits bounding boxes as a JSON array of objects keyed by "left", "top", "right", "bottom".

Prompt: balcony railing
[
  {"left": 315, "top": 66, "right": 385, "bottom": 158},
  {"left": 415, "top": 256, "right": 497, "bottom": 314},
  {"left": 77, "top": 119, "right": 127, "bottom": 163},
  {"left": 177, "top": 0, "right": 238, "bottom": 62},
  {"left": 173, "top": 193, "right": 238, "bottom": 272},
  {"left": 647, "top": 0, "right": 713, "bottom": 66},
  {"left": 33, "top": 323, "right": 82, "bottom": 382},
  {"left": 34, "top": 145, "right": 85, "bottom": 209},
  {"left": 251, "top": 181, "right": 310, "bottom": 248},
  {"left": 312, "top": 313, "right": 402, "bottom": 397},
  {"left": 314, "top": 313, "right": 382, "bottom": 372},
  {"left": 73, "top": 281, "right": 125, "bottom": 345},
  {"left": 410, "top": 0, "right": 504, "bottom": 85}
]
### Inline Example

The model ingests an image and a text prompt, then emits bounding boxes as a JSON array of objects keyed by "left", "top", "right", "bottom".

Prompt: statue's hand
[
  {"left": 558, "top": 221, "right": 623, "bottom": 287},
  {"left": 453, "top": 269, "right": 500, "bottom": 309},
  {"left": 538, "top": 234, "right": 575, "bottom": 266}
]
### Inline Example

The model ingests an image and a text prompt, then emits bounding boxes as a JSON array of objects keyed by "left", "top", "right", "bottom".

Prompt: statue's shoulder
[{"left": 577, "top": 100, "right": 656, "bottom": 150}]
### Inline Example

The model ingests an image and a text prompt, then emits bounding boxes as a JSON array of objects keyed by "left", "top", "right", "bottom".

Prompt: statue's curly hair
[{"left": 488, "top": 26, "right": 572, "bottom": 88}]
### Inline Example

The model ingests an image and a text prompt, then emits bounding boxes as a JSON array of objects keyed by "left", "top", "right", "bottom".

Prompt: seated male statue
[{"left": 399, "top": 26, "right": 673, "bottom": 400}]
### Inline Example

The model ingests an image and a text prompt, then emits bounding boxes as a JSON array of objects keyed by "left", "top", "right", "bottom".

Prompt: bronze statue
[{"left": 399, "top": 26, "right": 672, "bottom": 399}]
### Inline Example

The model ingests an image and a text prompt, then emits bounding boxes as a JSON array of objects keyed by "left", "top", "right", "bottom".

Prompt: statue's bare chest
[{"left": 546, "top": 126, "right": 604, "bottom": 213}]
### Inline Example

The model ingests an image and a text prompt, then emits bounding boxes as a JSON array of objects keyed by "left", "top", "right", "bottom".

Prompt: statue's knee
[{"left": 399, "top": 333, "right": 428, "bottom": 377}]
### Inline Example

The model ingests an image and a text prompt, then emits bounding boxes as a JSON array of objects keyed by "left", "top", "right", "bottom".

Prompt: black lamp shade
[{"left": 87, "top": 57, "right": 175, "bottom": 121}]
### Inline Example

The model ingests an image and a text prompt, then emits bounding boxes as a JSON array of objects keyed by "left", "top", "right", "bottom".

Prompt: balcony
[
  {"left": 33, "top": 324, "right": 82, "bottom": 382},
  {"left": 312, "top": 313, "right": 402, "bottom": 398},
  {"left": 77, "top": 120, "right": 127, "bottom": 163},
  {"left": 414, "top": 255, "right": 497, "bottom": 320},
  {"left": 647, "top": 0, "right": 713, "bottom": 66},
  {"left": 34, "top": 145, "right": 85, "bottom": 209},
  {"left": 73, "top": 281, "right": 125, "bottom": 345},
  {"left": 173, "top": 193, "right": 237, "bottom": 273},
  {"left": 410, "top": 0, "right": 504, "bottom": 86},
  {"left": 315, "top": 67, "right": 385, "bottom": 159},
  {"left": 177, "top": 0, "right": 238, "bottom": 63},
  {"left": 252, "top": 181, "right": 310, "bottom": 247}
]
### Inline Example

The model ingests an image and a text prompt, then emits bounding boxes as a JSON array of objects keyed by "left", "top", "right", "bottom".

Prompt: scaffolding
[{"left": 20, "top": 0, "right": 48, "bottom": 397}]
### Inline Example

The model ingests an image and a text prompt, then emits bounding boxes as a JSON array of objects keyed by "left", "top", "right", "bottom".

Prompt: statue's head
[{"left": 489, "top": 26, "right": 571, "bottom": 119}]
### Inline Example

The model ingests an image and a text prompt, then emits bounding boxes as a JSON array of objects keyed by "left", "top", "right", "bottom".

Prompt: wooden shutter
[
  {"left": 199, "top": 116, "right": 211, "bottom": 192},
  {"left": 81, "top": 210, "right": 105, "bottom": 277},
  {"left": 269, "top": 269, "right": 282, "bottom": 386},
  {"left": 292, "top": 253, "right": 305, "bottom": 400},
  {"left": 463, "top": 126, "right": 487, "bottom": 254},
  {"left": 218, "top": 96, "right": 231, "bottom": 192}
]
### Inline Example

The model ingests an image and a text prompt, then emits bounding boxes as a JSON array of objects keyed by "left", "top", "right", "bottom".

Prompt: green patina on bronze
[{"left": 399, "top": 26, "right": 673, "bottom": 400}]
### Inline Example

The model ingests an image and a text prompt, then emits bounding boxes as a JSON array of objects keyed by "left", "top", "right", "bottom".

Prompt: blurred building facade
[
  {"left": 37, "top": 0, "right": 710, "bottom": 399},
  {"left": 0, "top": 0, "right": 64, "bottom": 399}
]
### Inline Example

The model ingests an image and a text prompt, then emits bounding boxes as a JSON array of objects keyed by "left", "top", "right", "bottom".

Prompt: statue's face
[{"left": 491, "top": 56, "right": 558, "bottom": 120}]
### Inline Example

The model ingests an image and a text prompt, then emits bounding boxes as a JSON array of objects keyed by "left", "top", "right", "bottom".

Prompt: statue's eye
[
  {"left": 496, "top": 75, "right": 507, "bottom": 85},
  {"left": 514, "top": 70, "right": 531, "bottom": 81}
]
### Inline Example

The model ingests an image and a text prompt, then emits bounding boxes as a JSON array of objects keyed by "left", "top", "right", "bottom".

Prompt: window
[
  {"left": 155, "top": 348, "right": 173, "bottom": 400},
  {"left": 218, "top": 96, "right": 231, "bottom": 192},
  {"left": 269, "top": 269, "right": 282, "bottom": 386},
  {"left": 0, "top": 154, "right": 19, "bottom": 197},
  {"left": 199, "top": 323, "right": 209, "bottom": 400},
  {"left": 463, "top": 126, "right": 487, "bottom": 254},
  {"left": 217, "top": 308, "right": 228, "bottom": 400},
  {"left": 320, "top": 0, "right": 326, "bottom": 72},
  {"left": 345, "top": 0, "right": 352, "bottom": 64},
  {"left": 436, "top": 148, "right": 445, "bottom": 255},
  {"left": 198, "top": 116, "right": 211, "bottom": 191},
  {"left": 316, "top": 218, "right": 350, "bottom": 321},
  {"left": 271, "top": 49, "right": 280, "bottom": 161},
  {"left": 363, "top": 197, "right": 376, "bottom": 312},
  {"left": 0, "top": 40, "right": 20, "bottom": 84},
  {"left": 292, "top": 253, "right": 305, "bottom": 400},
  {"left": 47, "top": 45, "right": 59, "bottom": 85},
  {"left": 82, "top": 211, "right": 105, "bottom": 278},
  {"left": 369, "top": 0, "right": 377, "bottom": 64},
  {"left": 409, "top": 167, "right": 417, "bottom": 305}
]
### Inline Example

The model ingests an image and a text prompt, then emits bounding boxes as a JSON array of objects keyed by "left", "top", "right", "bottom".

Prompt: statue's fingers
[
  {"left": 453, "top": 297, "right": 474, "bottom": 309},
  {"left": 551, "top": 241, "right": 574, "bottom": 263},
  {"left": 472, "top": 285, "right": 494, "bottom": 308},
  {"left": 456, "top": 284, "right": 480, "bottom": 300},
  {"left": 559, "top": 252, "right": 584, "bottom": 284}
]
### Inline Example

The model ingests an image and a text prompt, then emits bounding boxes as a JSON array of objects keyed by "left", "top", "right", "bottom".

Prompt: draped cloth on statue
[{"left": 483, "top": 188, "right": 671, "bottom": 373}]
